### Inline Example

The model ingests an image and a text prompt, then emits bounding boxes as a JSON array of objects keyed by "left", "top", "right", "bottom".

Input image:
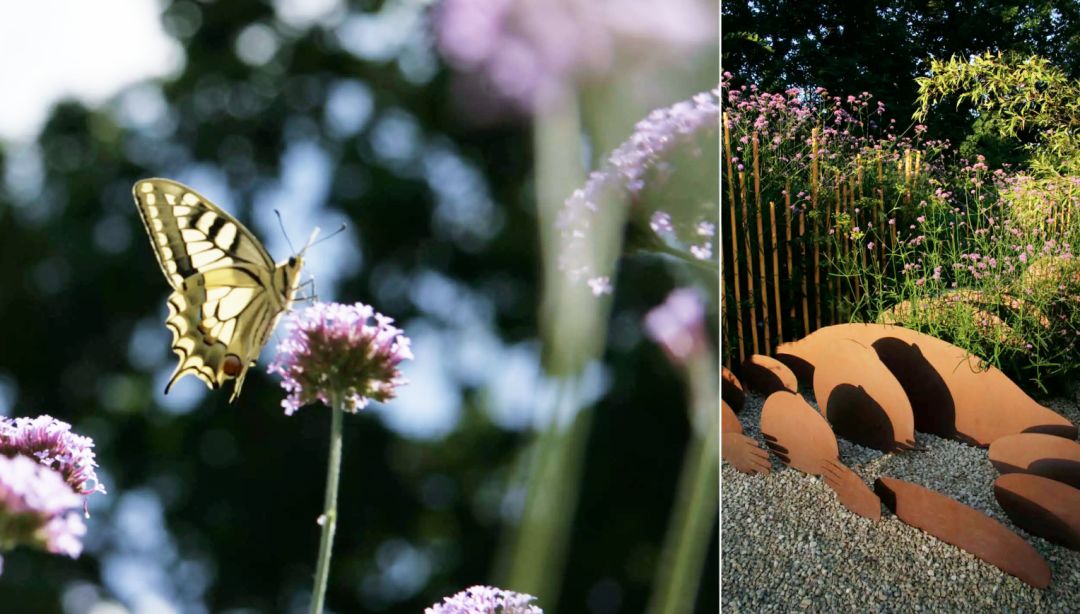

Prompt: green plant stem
[
  {"left": 647, "top": 351, "right": 719, "bottom": 614},
  {"left": 310, "top": 393, "right": 345, "bottom": 614}
]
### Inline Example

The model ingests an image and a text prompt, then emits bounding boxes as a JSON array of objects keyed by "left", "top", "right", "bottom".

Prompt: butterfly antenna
[
  {"left": 309, "top": 223, "right": 347, "bottom": 249},
  {"left": 276, "top": 210, "right": 297, "bottom": 254}
]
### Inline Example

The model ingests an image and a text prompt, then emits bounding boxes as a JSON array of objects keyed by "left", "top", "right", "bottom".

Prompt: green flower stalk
[{"left": 269, "top": 302, "right": 412, "bottom": 613}]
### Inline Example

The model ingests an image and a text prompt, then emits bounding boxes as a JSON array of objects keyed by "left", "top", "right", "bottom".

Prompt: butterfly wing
[
  {"left": 134, "top": 178, "right": 300, "bottom": 401},
  {"left": 133, "top": 178, "right": 275, "bottom": 288},
  {"left": 164, "top": 265, "right": 293, "bottom": 402}
]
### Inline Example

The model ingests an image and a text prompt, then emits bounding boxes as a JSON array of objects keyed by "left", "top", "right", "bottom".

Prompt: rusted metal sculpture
[
  {"left": 760, "top": 391, "right": 880, "bottom": 519},
  {"left": 721, "top": 366, "right": 745, "bottom": 413},
  {"left": 875, "top": 477, "right": 1050, "bottom": 588},
  {"left": 820, "top": 459, "right": 882, "bottom": 520},
  {"left": 741, "top": 354, "right": 798, "bottom": 396},
  {"left": 989, "top": 433, "right": 1080, "bottom": 489},
  {"left": 777, "top": 323, "right": 1076, "bottom": 446},
  {"left": 994, "top": 473, "right": 1080, "bottom": 552},
  {"left": 721, "top": 399, "right": 771, "bottom": 475},
  {"left": 812, "top": 338, "right": 915, "bottom": 452}
]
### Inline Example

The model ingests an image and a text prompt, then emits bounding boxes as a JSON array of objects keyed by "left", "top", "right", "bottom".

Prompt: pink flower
[
  {"left": 426, "top": 585, "right": 542, "bottom": 614},
  {"left": 644, "top": 288, "right": 707, "bottom": 364},
  {"left": 268, "top": 303, "right": 413, "bottom": 415}
]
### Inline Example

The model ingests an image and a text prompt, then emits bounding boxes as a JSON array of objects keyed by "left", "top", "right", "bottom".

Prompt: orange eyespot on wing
[{"left": 223, "top": 354, "right": 243, "bottom": 377}]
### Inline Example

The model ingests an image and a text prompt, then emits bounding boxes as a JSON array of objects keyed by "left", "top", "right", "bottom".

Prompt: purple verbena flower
[
  {"left": 268, "top": 302, "right": 413, "bottom": 416},
  {"left": 425, "top": 585, "right": 543, "bottom": 614},
  {"left": 643, "top": 288, "right": 707, "bottom": 364},
  {"left": 0, "top": 416, "right": 105, "bottom": 498},
  {"left": 556, "top": 88, "right": 719, "bottom": 284},
  {"left": 650, "top": 211, "right": 674, "bottom": 235},
  {"left": 0, "top": 454, "right": 86, "bottom": 569}
]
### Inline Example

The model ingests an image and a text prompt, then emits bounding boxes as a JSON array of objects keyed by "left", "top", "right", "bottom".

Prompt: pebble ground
[{"left": 722, "top": 388, "right": 1080, "bottom": 613}]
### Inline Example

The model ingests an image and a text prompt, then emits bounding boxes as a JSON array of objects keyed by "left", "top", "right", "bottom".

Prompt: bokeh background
[{"left": 0, "top": 1, "right": 718, "bottom": 612}]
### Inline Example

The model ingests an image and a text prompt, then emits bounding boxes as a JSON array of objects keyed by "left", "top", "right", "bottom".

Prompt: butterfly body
[{"left": 134, "top": 178, "right": 305, "bottom": 401}]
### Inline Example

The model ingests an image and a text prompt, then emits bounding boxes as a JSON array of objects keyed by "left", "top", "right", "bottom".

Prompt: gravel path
[{"left": 721, "top": 388, "right": 1080, "bottom": 613}]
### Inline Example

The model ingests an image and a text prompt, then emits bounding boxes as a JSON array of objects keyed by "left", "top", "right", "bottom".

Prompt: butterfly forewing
[
  {"left": 134, "top": 178, "right": 304, "bottom": 401},
  {"left": 134, "top": 179, "right": 275, "bottom": 287}
]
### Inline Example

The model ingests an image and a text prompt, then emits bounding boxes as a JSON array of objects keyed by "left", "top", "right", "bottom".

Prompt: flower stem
[
  {"left": 646, "top": 351, "right": 720, "bottom": 614},
  {"left": 310, "top": 393, "right": 345, "bottom": 614}
]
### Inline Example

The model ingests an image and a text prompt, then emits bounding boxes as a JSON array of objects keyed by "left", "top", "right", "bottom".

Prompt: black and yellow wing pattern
[{"left": 133, "top": 178, "right": 306, "bottom": 401}]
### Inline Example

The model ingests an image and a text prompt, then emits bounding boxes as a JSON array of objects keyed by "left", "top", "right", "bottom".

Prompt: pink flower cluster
[
  {"left": 268, "top": 302, "right": 413, "bottom": 415},
  {"left": 556, "top": 88, "right": 719, "bottom": 294},
  {"left": 425, "top": 585, "right": 542, "bottom": 614},
  {"left": 0, "top": 415, "right": 102, "bottom": 572}
]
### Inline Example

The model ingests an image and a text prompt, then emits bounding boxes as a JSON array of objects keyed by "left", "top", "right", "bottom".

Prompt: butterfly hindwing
[{"left": 134, "top": 178, "right": 305, "bottom": 401}]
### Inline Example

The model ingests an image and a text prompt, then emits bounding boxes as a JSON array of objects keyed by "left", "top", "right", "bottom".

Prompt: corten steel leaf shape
[
  {"left": 811, "top": 338, "right": 916, "bottom": 452},
  {"left": 721, "top": 398, "right": 770, "bottom": 475},
  {"left": 820, "top": 459, "right": 881, "bottom": 520},
  {"left": 994, "top": 474, "right": 1080, "bottom": 551},
  {"left": 721, "top": 431, "right": 772, "bottom": 475},
  {"left": 875, "top": 477, "right": 1051, "bottom": 589},
  {"left": 741, "top": 354, "right": 798, "bottom": 396},
  {"left": 721, "top": 366, "right": 745, "bottom": 413},
  {"left": 722, "top": 399, "right": 741, "bottom": 434},
  {"left": 777, "top": 323, "right": 1076, "bottom": 446},
  {"left": 760, "top": 391, "right": 879, "bottom": 519},
  {"left": 760, "top": 390, "right": 838, "bottom": 474},
  {"left": 989, "top": 433, "right": 1080, "bottom": 490}
]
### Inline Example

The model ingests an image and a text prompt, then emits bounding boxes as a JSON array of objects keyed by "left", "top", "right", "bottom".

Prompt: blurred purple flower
[
  {"left": 0, "top": 416, "right": 105, "bottom": 498},
  {"left": 650, "top": 211, "right": 674, "bottom": 235},
  {"left": 268, "top": 302, "right": 413, "bottom": 415},
  {"left": 434, "top": 0, "right": 714, "bottom": 112},
  {"left": 0, "top": 454, "right": 87, "bottom": 570},
  {"left": 556, "top": 88, "right": 719, "bottom": 284},
  {"left": 644, "top": 288, "right": 707, "bottom": 364},
  {"left": 588, "top": 276, "right": 614, "bottom": 296},
  {"left": 425, "top": 585, "right": 542, "bottom": 614}
]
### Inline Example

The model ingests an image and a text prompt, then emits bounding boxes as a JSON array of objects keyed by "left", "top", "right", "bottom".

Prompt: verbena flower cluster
[
  {"left": 268, "top": 302, "right": 413, "bottom": 415},
  {"left": 556, "top": 87, "right": 720, "bottom": 295},
  {"left": 0, "top": 415, "right": 106, "bottom": 497},
  {"left": 0, "top": 416, "right": 101, "bottom": 572},
  {"left": 644, "top": 288, "right": 707, "bottom": 364},
  {"left": 434, "top": 0, "right": 713, "bottom": 112},
  {"left": 425, "top": 585, "right": 542, "bottom": 614}
]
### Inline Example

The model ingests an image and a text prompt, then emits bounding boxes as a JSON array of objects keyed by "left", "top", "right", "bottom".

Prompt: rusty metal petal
[
  {"left": 811, "top": 338, "right": 916, "bottom": 452},
  {"left": 722, "top": 431, "right": 771, "bottom": 475},
  {"left": 760, "top": 390, "right": 838, "bottom": 475},
  {"left": 722, "top": 366, "right": 745, "bottom": 413},
  {"left": 777, "top": 323, "right": 1076, "bottom": 446},
  {"left": 742, "top": 354, "right": 798, "bottom": 396},
  {"left": 989, "top": 433, "right": 1080, "bottom": 489},
  {"left": 994, "top": 473, "right": 1080, "bottom": 551},
  {"left": 875, "top": 477, "right": 1050, "bottom": 588}
]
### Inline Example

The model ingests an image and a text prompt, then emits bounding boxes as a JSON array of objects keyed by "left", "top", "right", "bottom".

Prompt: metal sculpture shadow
[
  {"left": 994, "top": 473, "right": 1080, "bottom": 552},
  {"left": 989, "top": 433, "right": 1080, "bottom": 490},
  {"left": 812, "top": 338, "right": 916, "bottom": 452},
  {"left": 741, "top": 354, "right": 798, "bottom": 396},
  {"left": 760, "top": 391, "right": 880, "bottom": 520},
  {"left": 777, "top": 323, "right": 1076, "bottom": 446}
]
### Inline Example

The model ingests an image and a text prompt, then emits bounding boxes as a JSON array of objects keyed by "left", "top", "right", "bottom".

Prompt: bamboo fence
[{"left": 720, "top": 117, "right": 925, "bottom": 370}]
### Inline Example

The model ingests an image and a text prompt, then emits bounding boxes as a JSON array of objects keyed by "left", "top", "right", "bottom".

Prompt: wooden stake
[
  {"left": 770, "top": 201, "right": 783, "bottom": 343},
  {"left": 740, "top": 170, "right": 759, "bottom": 355},
  {"left": 753, "top": 135, "right": 770, "bottom": 352},
  {"left": 722, "top": 113, "right": 745, "bottom": 364},
  {"left": 799, "top": 211, "right": 810, "bottom": 336}
]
